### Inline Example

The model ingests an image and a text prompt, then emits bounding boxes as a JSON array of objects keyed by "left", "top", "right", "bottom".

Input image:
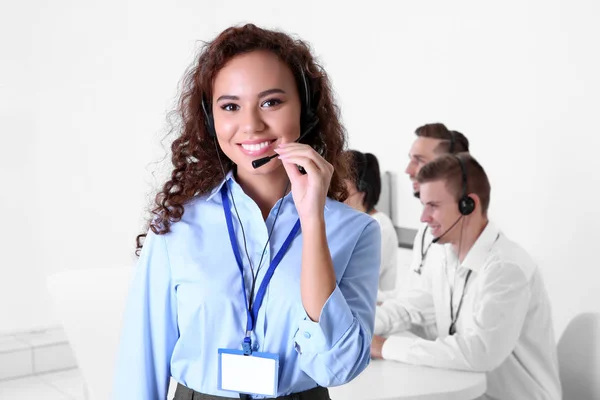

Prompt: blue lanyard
[{"left": 220, "top": 184, "right": 301, "bottom": 354}]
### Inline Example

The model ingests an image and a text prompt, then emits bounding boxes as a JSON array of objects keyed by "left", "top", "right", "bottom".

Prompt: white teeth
[{"left": 241, "top": 141, "right": 271, "bottom": 151}]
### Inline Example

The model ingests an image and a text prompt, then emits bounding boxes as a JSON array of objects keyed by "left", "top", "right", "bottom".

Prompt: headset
[
  {"left": 200, "top": 67, "right": 320, "bottom": 169},
  {"left": 448, "top": 130, "right": 456, "bottom": 154},
  {"left": 455, "top": 154, "right": 475, "bottom": 216},
  {"left": 356, "top": 152, "right": 369, "bottom": 192}
]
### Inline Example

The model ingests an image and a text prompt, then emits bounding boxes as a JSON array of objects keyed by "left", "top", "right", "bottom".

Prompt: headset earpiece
[
  {"left": 459, "top": 195, "right": 475, "bottom": 216},
  {"left": 455, "top": 155, "right": 475, "bottom": 216}
]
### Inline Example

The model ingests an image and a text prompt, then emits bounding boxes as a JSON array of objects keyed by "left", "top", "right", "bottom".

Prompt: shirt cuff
[
  {"left": 381, "top": 332, "right": 419, "bottom": 361},
  {"left": 293, "top": 285, "right": 354, "bottom": 354}
]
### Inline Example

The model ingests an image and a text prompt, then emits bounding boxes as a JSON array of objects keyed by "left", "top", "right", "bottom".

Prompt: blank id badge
[{"left": 217, "top": 349, "right": 279, "bottom": 397}]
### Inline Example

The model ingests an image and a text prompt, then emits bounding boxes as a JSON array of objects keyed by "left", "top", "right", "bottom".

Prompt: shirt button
[{"left": 303, "top": 331, "right": 311, "bottom": 339}]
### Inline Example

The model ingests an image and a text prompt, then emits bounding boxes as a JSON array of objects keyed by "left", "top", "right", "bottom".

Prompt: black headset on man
[{"left": 414, "top": 144, "right": 475, "bottom": 275}]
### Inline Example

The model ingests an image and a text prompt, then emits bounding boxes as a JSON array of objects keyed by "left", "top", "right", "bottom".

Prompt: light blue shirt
[{"left": 113, "top": 172, "right": 381, "bottom": 399}]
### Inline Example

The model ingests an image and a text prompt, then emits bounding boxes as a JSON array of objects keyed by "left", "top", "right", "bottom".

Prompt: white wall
[{"left": 1, "top": 0, "right": 598, "bottom": 337}]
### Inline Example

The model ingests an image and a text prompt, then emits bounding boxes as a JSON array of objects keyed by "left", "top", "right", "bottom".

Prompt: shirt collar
[
  {"left": 205, "top": 170, "right": 235, "bottom": 202},
  {"left": 460, "top": 220, "right": 501, "bottom": 272}
]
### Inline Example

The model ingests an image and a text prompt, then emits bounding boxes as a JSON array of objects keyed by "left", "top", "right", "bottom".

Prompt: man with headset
[
  {"left": 371, "top": 153, "right": 561, "bottom": 400},
  {"left": 377, "top": 123, "right": 469, "bottom": 339},
  {"left": 405, "top": 123, "right": 470, "bottom": 200}
]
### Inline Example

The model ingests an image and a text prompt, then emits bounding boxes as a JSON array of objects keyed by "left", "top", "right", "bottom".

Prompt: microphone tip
[{"left": 252, "top": 155, "right": 274, "bottom": 169}]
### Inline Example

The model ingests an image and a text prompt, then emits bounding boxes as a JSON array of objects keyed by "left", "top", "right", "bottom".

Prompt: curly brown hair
[{"left": 135, "top": 24, "right": 351, "bottom": 255}]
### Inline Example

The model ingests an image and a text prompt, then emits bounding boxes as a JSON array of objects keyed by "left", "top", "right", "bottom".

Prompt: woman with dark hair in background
[
  {"left": 345, "top": 150, "right": 399, "bottom": 303},
  {"left": 113, "top": 24, "right": 381, "bottom": 399}
]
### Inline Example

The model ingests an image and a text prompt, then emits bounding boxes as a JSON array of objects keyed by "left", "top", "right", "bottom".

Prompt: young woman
[
  {"left": 344, "top": 150, "right": 399, "bottom": 303},
  {"left": 113, "top": 24, "right": 381, "bottom": 399}
]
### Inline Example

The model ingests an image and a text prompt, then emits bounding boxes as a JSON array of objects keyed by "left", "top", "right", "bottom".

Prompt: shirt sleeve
[
  {"left": 377, "top": 224, "right": 422, "bottom": 303},
  {"left": 374, "top": 281, "right": 436, "bottom": 336},
  {"left": 377, "top": 290, "right": 396, "bottom": 303},
  {"left": 113, "top": 231, "right": 179, "bottom": 399},
  {"left": 376, "top": 222, "right": 399, "bottom": 299},
  {"left": 292, "top": 219, "right": 381, "bottom": 387},
  {"left": 382, "top": 262, "right": 531, "bottom": 372}
]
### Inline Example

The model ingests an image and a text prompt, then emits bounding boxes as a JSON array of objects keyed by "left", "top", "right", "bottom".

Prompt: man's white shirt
[
  {"left": 375, "top": 221, "right": 561, "bottom": 400},
  {"left": 377, "top": 223, "right": 439, "bottom": 339}
]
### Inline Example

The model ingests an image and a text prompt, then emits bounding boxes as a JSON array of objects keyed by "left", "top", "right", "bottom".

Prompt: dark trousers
[{"left": 173, "top": 383, "right": 331, "bottom": 400}]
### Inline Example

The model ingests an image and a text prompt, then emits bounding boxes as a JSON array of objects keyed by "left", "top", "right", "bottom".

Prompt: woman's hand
[
  {"left": 275, "top": 142, "right": 336, "bottom": 322},
  {"left": 274, "top": 143, "right": 333, "bottom": 223}
]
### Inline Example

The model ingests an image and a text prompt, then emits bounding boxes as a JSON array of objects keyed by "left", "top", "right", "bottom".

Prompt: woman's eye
[
  {"left": 262, "top": 98, "right": 282, "bottom": 108},
  {"left": 221, "top": 103, "right": 239, "bottom": 111}
]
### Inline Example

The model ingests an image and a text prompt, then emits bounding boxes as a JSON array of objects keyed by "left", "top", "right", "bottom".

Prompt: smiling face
[
  {"left": 419, "top": 179, "right": 462, "bottom": 244},
  {"left": 211, "top": 50, "right": 302, "bottom": 178}
]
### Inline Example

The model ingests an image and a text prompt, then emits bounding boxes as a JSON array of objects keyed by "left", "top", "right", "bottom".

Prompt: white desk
[{"left": 328, "top": 359, "right": 486, "bottom": 400}]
